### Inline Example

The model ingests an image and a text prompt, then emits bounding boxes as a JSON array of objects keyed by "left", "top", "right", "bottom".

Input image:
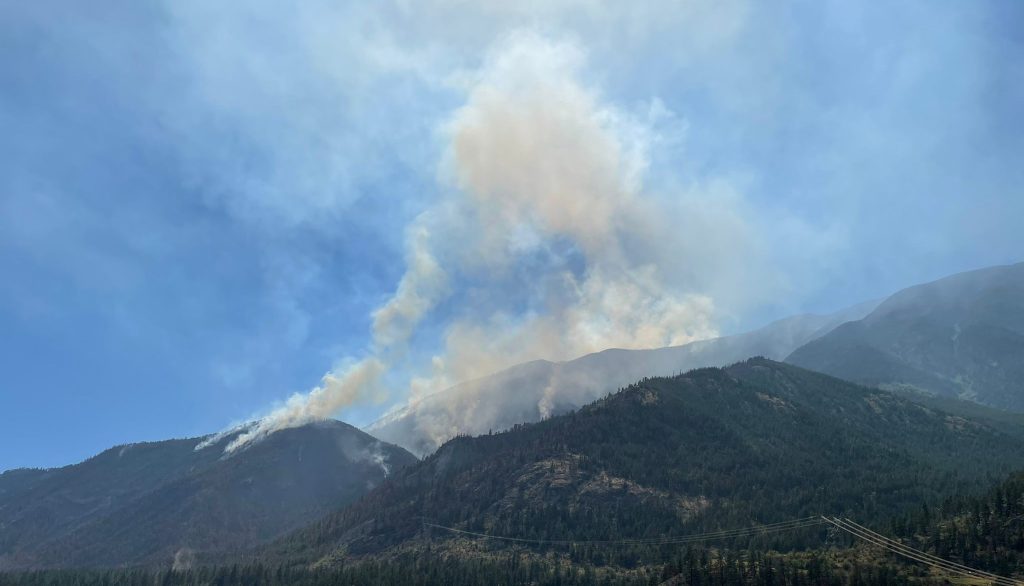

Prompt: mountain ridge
[
  {"left": 787, "top": 261, "right": 1024, "bottom": 411},
  {"left": 0, "top": 419, "right": 416, "bottom": 570},
  {"left": 369, "top": 299, "right": 880, "bottom": 455},
  {"left": 272, "top": 358, "right": 1024, "bottom": 569}
]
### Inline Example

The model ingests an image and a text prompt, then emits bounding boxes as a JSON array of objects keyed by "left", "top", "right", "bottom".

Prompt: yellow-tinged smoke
[{"left": 217, "top": 32, "right": 767, "bottom": 454}]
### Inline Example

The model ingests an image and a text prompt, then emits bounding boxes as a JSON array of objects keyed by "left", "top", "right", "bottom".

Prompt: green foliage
[
  {"left": 891, "top": 470, "right": 1024, "bottom": 576},
  {"left": 0, "top": 422, "right": 417, "bottom": 569},
  {"left": 0, "top": 549, "right": 937, "bottom": 586},
  {"left": 269, "top": 359, "right": 1024, "bottom": 567},
  {"left": 5, "top": 360, "right": 1023, "bottom": 583}
]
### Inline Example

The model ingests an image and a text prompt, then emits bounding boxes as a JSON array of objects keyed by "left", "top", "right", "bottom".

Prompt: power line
[
  {"left": 422, "top": 516, "right": 824, "bottom": 546},
  {"left": 834, "top": 516, "right": 1008, "bottom": 580},
  {"left": 821, "top": 516, "right": 1023, "bottom": 586},
  {"left": 424, "top": 515, "right": 1024, "bottom": 585},
  {"left": 825, "top": 516, "right": 1015, "bottom": 585}
]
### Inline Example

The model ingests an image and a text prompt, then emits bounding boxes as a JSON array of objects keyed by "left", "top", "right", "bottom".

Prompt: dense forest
[
  {"left": 2, "top": 360, "right": 1023, "bottom": 584},
  {"left": 0, "top": 549, "right": 967, "bottom": 586},
  {"left": 266, "top": 359, "right": 1024, "bottom": 568},
  {"left": 890, "top": 471, "right": 1024, "bottom": 577}
]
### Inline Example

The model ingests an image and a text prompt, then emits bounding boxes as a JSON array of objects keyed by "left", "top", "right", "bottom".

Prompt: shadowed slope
[
  {"left": 788, "top": 262, "right": 1024, "bottom": 411},
  {"left": 275, "top": 359, "right": 1024, "bottom": 566},
  {"left": 0, "top": 421, "right": 416, "bottom": 570}
]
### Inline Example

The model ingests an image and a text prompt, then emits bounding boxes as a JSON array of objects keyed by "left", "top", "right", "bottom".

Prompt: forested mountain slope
[
  {"left": 274, "top": 359, "right": 1024, "bottom": 568},
  {"left": 0, "top": 437, "right": 225, "bottom": 565},
  {"left": 0, "top": 421, "right": 416, "bottom": 570},
  {"left": 888, "top": 470, "right": 1024, "bottom": 578},
  {"left": 371, "top": 300, "right": 879, "bottom": 455},
  {"left": 788, "top": 262, "right": 1024, "bottom": 411}
]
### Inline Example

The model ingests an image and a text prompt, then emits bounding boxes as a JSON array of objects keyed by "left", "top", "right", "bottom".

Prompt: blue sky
[{"left": 2, "top": 1, "right": 1022, "bottom": 470}]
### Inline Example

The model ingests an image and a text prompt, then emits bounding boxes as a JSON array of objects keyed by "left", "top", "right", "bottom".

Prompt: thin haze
[{"left": 1, "top": 1, "right": 1022, "bottom": 467}]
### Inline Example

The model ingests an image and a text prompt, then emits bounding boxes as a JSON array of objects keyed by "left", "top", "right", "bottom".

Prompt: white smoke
[
  {"left": 215, "top": 31, "right": 767, "bottom": 454},
  {"left": 221, "top": 357, "right": 386, "bottom": 453},
  {"left": 403, "top": 32, "right": 723, "bottom": 401},
  {"left": 214, "top": 215, "right": 451, "bottom": 453},
  {"left": 371, "top": 222, "right": 449, "bottom": 349},
  {"left": 172, "top": 547, "right": 195, "bottom": 572}
]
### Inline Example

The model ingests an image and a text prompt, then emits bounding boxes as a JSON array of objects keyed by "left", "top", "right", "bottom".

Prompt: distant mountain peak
[{"left": 787, "top": 262, "right": 1024, "bottom": 411}]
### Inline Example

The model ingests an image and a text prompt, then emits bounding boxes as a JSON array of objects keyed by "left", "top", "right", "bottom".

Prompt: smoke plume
[{"left": 216, "top": 32, "right": 767, "bottom": 454}]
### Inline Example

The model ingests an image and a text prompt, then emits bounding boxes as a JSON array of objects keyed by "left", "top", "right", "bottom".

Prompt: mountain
[
  {"left": 274, "top": 359, "right": 1024, "bottom": 569},
  {"left": 370, "top": 300, "right": 879, "bottom": 455},
  {"left": 0, "top": 470, "right": 49, "bottom": 509},
  {"left": 0, "top": 420, "right": 416, "bottom": 570},
  {"left": 787, "top": 262, "right": 1024, "bottom": 412},
  {"left": 0, "top": 437, "right": 226, "bottom": 564}
]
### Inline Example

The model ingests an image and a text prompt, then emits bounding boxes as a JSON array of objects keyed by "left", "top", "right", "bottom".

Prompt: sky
[{"left": 1, "top": 1, "right": 1022, "bottom": 470}]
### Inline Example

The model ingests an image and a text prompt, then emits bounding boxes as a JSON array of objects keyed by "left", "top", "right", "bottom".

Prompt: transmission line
[
  {"left": 821, "top": 516, "right": 1022, "bottom": 586},
  {"left": 424, "top": 514, "right": 1023, "bottom": 585},
  {"left": 423, "top": 516, "right": 824, "bottom": 546}
]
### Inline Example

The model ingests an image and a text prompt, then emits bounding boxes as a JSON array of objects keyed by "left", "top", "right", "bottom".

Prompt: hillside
[
  {"left": 0, "top": 437, "right": 226, "bottom": 564},
  {"left": 886, "top": 470, "right": 1024, "bottom": 580},
  {"left": 274, "top": 359, "right": 1024, "bottom": 568},
  {"left": 0, "top": 420, "right": 416, "bottom": 570},
  {"left": 787, "top": 262, "right": 1024, "bottom": 411},
  {"left": 370, "top": 300, "right": 879, "bottom": 455}
]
